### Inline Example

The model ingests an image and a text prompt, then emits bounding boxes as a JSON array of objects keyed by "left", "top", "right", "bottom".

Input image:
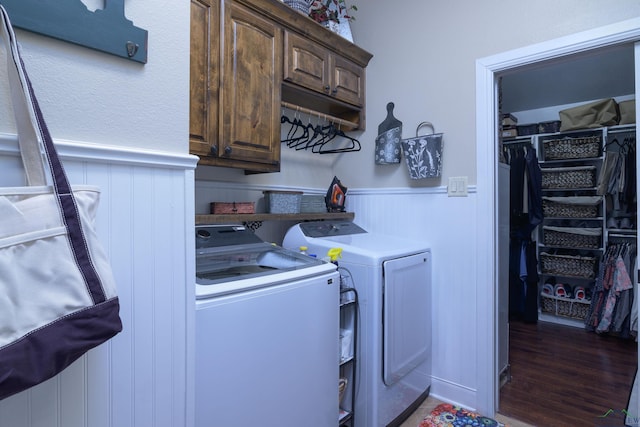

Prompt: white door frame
[{"left": 475, "top": 18, "right": 640, "bottom": 416}]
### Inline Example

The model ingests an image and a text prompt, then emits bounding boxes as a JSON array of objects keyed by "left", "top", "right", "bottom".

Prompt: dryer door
[{"left": 382, "top": 251, "right": 431, "bottom": 385}]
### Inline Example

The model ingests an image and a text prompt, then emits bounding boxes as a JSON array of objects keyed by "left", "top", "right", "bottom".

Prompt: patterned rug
[{"left": 419, "top": 403, "right": 507, "bottom": 427}]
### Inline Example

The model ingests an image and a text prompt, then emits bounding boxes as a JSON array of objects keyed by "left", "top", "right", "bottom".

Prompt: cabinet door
[
  {"left": 331, "top": 55, "right": 364, "bottom": 107},
  {"left": 221, "top": 2, "right": 282, "bottom": 168},
  {"left": 284, "top": 30, "right": 364, "bottom": 108},
  {"left": 284, "top": 31, "right": 330, "bottom": 96},
  {"left": 190, "top": 0, "right": 220, "bottom": 157}
]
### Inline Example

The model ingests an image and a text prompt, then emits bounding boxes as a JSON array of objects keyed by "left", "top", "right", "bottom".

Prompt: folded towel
[{"left": 542, "top": 283, "right": 554, "bottom": 296}]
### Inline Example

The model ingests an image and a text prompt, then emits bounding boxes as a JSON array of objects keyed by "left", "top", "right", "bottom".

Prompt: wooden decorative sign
[{"left": 1, "top": 0, "right": 148, "bottom": 63}]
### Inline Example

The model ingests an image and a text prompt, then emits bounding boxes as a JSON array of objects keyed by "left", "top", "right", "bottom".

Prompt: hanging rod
[
  {"left": 608, "top": 232, "right": 636, "bottom": 238},
  {"left": 502, "top": 139, "right": 533, "bottom": 146},
  {"left": 281, "top": 101, "right": 359, "bottom": 131}
]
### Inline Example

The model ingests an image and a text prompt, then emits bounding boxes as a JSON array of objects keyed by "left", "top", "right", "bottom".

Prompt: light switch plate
[{"left": 448, "top": 176, "right": 468, "bottom": 197}]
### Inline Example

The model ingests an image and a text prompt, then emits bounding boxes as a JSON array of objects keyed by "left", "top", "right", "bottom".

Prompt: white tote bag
[{"left": 0, "top": 5, "right": 122, "bottom": 400}]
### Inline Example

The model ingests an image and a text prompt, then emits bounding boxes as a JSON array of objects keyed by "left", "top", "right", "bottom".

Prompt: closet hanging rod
[
  {"left": 280, "top": 101, "right": 359, "bottom": 131},
  {"left": 502, "top": 139, "right": 533, "bottom": 146},
  {"left": 608, "top": 233, "right": 636, "bottom": 239}
]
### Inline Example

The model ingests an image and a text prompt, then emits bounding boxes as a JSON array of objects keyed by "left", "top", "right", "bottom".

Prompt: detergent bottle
[{"left": 324, "top": 247, "right": 343, "bottom": 265}]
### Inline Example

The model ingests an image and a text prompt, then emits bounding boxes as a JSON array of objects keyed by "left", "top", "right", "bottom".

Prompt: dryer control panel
[{"left": 298, "top": 221, "right": 367, "bottom": 237}]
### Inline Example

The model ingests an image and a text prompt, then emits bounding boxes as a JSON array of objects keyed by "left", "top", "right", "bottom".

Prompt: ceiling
[{"left": 499, "top": 43, "right": 635, "bottom": 113}]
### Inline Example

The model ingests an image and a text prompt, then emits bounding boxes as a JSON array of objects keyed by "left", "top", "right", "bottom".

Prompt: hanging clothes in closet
[
  {"left": 585, "top": 241, "right": 637, "bottom": 337},
  {"left": 598, "top": 135, "right": 637, "bottom": 229},
  {"left": 593, "top": 132, "right": 638, "bottom": 339},
  {"left": 503, "top": 143, "right": 543, "bottom": 323}
]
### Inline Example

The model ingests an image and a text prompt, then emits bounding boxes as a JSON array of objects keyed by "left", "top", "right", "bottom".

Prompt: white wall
[
  {"left": 194, "top": 0, "right": 640, "bottom": 417},
  {"left": 0, "top": 1, "right": 189, "bottom": 154},
  {"left": 0, "top": 1, "right": 194, "bottom": 426},
  {"left": 196, "top": 0, "right": 640, "bottom": 190},
  {"left": 345, "top": 0, "right": 640, "bottom": 188},
  {"left": 0, "top": 138, "right": 197, "bottom": 427},
  {"left": 196, "top": 179, "right": 483, "bottom": 409},
  {"left": 345, "top": 188, "right": 480, "bottom": 406},
  {"left": 2, "top": 0, "right": 638, "bottom": 424}
]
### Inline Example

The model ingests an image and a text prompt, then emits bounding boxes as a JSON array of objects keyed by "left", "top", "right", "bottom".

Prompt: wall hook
[{"left": 126, "top": 41, "right": 139, "bottom": 57}]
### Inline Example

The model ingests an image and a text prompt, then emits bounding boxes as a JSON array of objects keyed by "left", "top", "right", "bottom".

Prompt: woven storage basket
[
  {"left": 543, "top": 226, "right": 601, "bottom": 249},
  {"left": 540, "top": 252, "right": 597, "bottom": 278},
  {"left": 541, "top": 166, "right": 596, "bottom": 189},
  {"left": 541, "top": 295, "right": 591, "bottom": 320},
  {"left": 542, "top": 196, "right": 601, "bottom": 218},
  {"left": 543, "top": 135, "right": 601, "bottom": 160},
  {"left": 300, "top": 195, "right": 326, "bottom": 213}
]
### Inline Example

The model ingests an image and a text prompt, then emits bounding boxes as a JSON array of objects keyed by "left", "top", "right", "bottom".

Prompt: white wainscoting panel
[
  {"left": 0, "top": 136, "right": 197, "bottom": 427},
  {"left": 195, "top": 180, "right": 327, "bottom": 244},
  {"left": 346, "top": 187, "right": 481, "bottom": 409},
  {"left": 194, "top": 180, "right": 483, "bottom": 410}
]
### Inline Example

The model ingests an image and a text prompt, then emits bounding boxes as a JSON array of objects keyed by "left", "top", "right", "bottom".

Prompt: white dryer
[{"left": 284, "top": 221, "right": 432, "bottom": 427}]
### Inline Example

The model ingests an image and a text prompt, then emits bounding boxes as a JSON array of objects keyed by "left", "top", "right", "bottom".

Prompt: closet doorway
[
  {"left": 475, "top": 18, "right": 640, "bottom": 422},
  {"left": 498, "top": 42, "right": 638, "bottom": 427},
  {"left": 498, "top": 39, "right": 637, "bottom": 389}
]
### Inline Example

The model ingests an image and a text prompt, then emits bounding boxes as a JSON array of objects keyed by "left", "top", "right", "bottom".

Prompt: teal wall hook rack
[{"left": 1, "top": 0, "right": 148, "bottom": 64}]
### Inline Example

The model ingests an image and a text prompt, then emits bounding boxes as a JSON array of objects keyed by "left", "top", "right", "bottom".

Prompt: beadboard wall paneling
[
  {"left": 0, "top": 136, "right": 197, "bottom": 427},
  {"left": 345, "top": 187, "right": 480, "bottom": 407},
  {"left": 195, "top": 180, "right": 327, "bottom": 244},
  {"left": 195, "top": 180, "right": 482, "bottom": 409}
]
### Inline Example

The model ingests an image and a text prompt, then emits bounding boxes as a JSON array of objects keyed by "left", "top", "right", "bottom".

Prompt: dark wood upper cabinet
[{"left": 189, "top": 0, "right": 373, "bottom": 173}]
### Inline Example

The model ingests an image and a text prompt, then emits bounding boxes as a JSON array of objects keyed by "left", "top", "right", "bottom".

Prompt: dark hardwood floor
[{"left": 499, "top": 320, "right": 637, "bottom": 427}]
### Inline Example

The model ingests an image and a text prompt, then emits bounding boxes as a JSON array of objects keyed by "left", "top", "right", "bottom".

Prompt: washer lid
[
  {"left": 196, "top": 224, "right": 333, "bottom": 297},
  {"left": 197, "top": 243, "right": 324, "bottom": 283},
  {"left": 195, "top": 245, "right": 335, "bottom": 298}
]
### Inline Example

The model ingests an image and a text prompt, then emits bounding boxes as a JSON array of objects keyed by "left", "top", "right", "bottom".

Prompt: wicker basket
[
  {"left": 541, "top": 294, "right": 591, "bottom": 320},
  {"left": 542, "top": 196, "right": 601, "bottom": 218},
  {"left": 540, "top": 252, "right": 597, "bottom": 278},
  {"left": 543, "top": 135, "right": 601, "bottom": 160},
  {"left": 541, "top": 166, "right": 596, "bottom": 189},
  {"left": 543, "top": 226, "right": 601, "bottom": 249},
  {"left": 300, "top": 195, "right": 326, "bottom": 213}
]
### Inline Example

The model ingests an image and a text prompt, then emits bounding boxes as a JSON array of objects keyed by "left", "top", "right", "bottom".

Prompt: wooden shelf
[{"left": 195, "top": 211, "right": 354, "bottom": 225}]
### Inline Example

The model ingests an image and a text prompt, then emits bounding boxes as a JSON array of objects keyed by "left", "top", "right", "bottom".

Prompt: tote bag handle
[
  {"left": 0, "top": 8, "right": 46, "bottom": 186},
  {"left": 0, "top": 5, "right": 107, "bottom": 304}
]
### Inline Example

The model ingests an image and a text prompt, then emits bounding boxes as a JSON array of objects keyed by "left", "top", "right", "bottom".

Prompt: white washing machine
[
  {"left": 284, "top": 221, "right": 432, "bottom": 427},
  {"left": 195, "top": 225, "right": 340, "bottom": 427}
]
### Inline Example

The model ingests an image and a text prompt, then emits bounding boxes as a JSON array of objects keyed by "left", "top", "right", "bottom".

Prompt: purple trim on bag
[
  {"left": 20, "top": 63, "right": 107, "bottom": 305},
  {"left": 0, "top": 298, "right": 122, "bottom": 401}
]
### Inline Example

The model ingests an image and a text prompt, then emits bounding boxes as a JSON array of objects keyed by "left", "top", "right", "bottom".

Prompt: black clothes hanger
[
  {"left": 281, "top": 112, "right": 313, "bottom": 147},
  {"left": 281, "top": 109, "right": 361, "bottom": 153},
  {"left": 313, "top": 124, "right": 361, "bottom": 153},
  {"left": 316, "top": 125, "right": 361, "bottom": 154}
]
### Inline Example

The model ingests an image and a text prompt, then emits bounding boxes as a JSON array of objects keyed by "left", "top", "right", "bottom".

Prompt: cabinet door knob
[
  {"left": 324, "top": 85, "right": 331, "bottom": 93},
  {"left": 224, "top": 146, "right": 232, "bottom": 156},
  {"left": 331, "top": 87, "right": 338, "bottom": 95},
  {"left": 210, "top": 146, "right": 218, "bottom": 156}
]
